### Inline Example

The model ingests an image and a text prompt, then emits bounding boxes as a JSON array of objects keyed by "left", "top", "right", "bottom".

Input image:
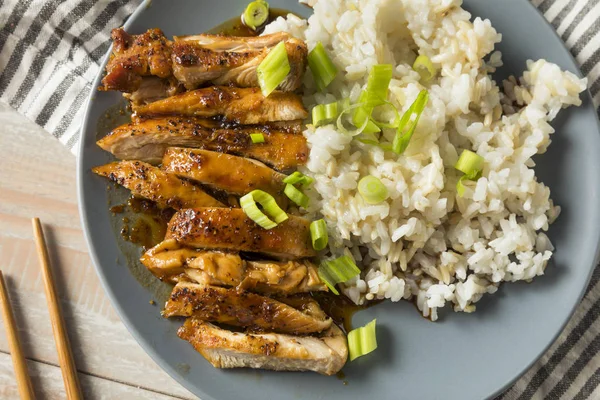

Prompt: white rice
[{"left": 265, "top": 0, "right": 587, "bottom": 320}]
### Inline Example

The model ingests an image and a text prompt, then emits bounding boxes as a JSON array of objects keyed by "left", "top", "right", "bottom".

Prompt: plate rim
[{"left": 76, "top": 1, "right": 600, "bottom": 399}]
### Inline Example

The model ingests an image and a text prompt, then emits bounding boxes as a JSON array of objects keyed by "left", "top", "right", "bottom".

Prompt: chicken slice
[
  {"left": 171, "top": 33, "right": 307, "bottom": 90},
  {"left": 92, "top": 161, "right": 223, "bottom": 209},
  {"left": 163, "top": 282, "right": 332, "bottom": 334},
  {"left": 140, "top": 239, "right": 327, "bottom": 293},
  {"left": 178, "top": 318, "right": 348, "bottom": 375},
  {"left": 123, "top": 76, "right": 183, "bottom": 105},
  {"left": 99, "top": 28, "right": 172, "bottom": 93},
  {"left": 162, "top": 148, "right": 286, "bottom": 202},
  {"left": 96, "top": 117, "right": 308, "bottom": 171},
  {"left": 132, "top": 86, "right": 308, "bottom": 124},
  {"left": 174, "top": 32, "right": 290, "bottom": 51},
  {"left": 166, "top": 208, "right": 316, "bottom": 259}
]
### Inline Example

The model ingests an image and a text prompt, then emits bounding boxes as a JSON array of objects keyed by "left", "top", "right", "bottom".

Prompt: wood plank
[
  {"left": 0, "top": 352, "right": 182, "bottom": 400},
  {"left": 0, "top": 102, "right": 195, "bottom": 399}
]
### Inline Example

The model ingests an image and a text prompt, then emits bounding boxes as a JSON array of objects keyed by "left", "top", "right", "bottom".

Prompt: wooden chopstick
[
  {"left": 0, "top": 270, "right": 35, "bottom": 400},
  {"left": 32, "top": 218, "right": 82, "bottom": 400}
]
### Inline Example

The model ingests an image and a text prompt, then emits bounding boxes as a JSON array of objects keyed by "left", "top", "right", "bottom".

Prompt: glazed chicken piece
[
  {"left": 171, "top": 32, "right": 307, "bottom": 90},
  {"left": 99, "top": 28, "right": 172, "bottom": 93},
  {"left": 132, "top": 86, "right": 308, "bottom": 124},
  {"left": 162, "top": 148, "right": 286, "bottom": 202},
  {"left": 140, "top": 239, "right": 327, "bottom": 294},
  {"left": 163, "top": 282, "right": 332, "bottom": 334},
  {"left": 96, "top": 117, "right": 308, "bottom": 171},
  {"left": 92, "top": 161, "right": 223, "bottom": 209},
  {"left": 166, "top": 208, "right": 316, "bottom": 259},
  {"left": 123, "top": 76, "right": 183, "bottom": 105},
  {"left": 178, "top": 318, "right": 347, "bottom": 375}
]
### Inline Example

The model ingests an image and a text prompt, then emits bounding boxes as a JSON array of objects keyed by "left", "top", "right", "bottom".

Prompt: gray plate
[{"left": 77, "top": 1, "right": 600, "bottom": 399}]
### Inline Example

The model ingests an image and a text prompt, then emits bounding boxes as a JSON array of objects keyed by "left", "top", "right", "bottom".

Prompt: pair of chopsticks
[{"left": 0, "top": 218, "right": 82, "bottom": 399}]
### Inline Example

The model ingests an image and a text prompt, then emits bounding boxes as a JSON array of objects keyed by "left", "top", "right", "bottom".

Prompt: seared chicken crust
[
  {"left": 99, "top": 28, "right": 172, "bottom": 93},
  {"left": 132, "top": 86, "right": 308, "bottom": 124},
  {"left": 96, "top": 117, "right": 308, "bottom": 171},
  {"left": 162, "top": 148, "right": 287, "bottom": 201},
  {"left": 92, "top": 161, "right": 223, "bottom": 209},
  {"left": 178, "top": 318, "right": 347, "bottom": 375},
  {"left": 163, "top": 282, "right": 332, "bottom": 334},
  {"left": 166, "top": 208, "right": 316, "bottom": 259}
]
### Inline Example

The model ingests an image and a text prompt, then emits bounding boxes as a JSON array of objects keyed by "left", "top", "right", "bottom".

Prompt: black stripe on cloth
[
  {"left": 59, "top": 0, "right": 132, "bottom": 78},
  {"left": 538, "top": 0, "right": 560, "bottom": 15},
  {"left": 0, "top": 0, "right": 34, "bottom": 54},
  {"left": 571, "top": 19, "right": 600, "bottom": 57},
  {"left": 590, "top": 78, "right": 600, "bottom": 98},
  {"left": 35, "top": 0, "right": 132, "bottom": 130},
  {"left": 560, "top": 0, "right": 600, "bottom": 43},
  {"left": 494, "top": 267, "right": 600, "bottom": 400},
  {"left": 572, "top": 366, "right": 600, "bottom": 400},
  {"left": 547, "top": 0, "right": 579, "bottom": 30},
  {"left": 54, "top": 80, "right": 91, "bottom": 140},
  {"left": 580, "top": 46, "right": 600, "bottom": 75},
  {"left": 545, "top": 332, "right": 600, "bottom": 398},
  {"left": 10, "top": 0, "right": 99, "bottom": 109},
  {"left": 35, "top": 72, "right": 77, "bottom": 133},
  {"left": 515, "top": 282, "right": 600, "bottom": 400},
  {"left": 65, "top": 119, "right": 84, "bottom": 149},
  {"left": 50, "top": 40, "right": 113, "bottom": 140},
  {"left": 0, "top": 0, "right": 64, "bottom": 97},
  {"left": 585, "top": 265, "right": 600, "bottom": 297}
]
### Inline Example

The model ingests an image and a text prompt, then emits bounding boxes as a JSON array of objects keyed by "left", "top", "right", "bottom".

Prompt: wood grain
[
  {"left": 0, "top": 353, "right": 182, "bottom": 400},
  {"left": 0, "top": 271, "right": 35, "bottom": 400},
  {"left": 0, "top": 101, "right": 195, "bottom": 399}
]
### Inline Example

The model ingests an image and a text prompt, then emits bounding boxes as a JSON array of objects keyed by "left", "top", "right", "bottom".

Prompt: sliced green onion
[
  {"left": 283, "top": 171, "right": 314, "bottom": 187},
  {"left": 318, "top": 255, "right": 361, "bottom": 295},
  {"left": 352, "top": 64, "right": 393, "bottom": 132},
  {"left": 412, "top": 55, "right": 437, "bottom": 82},
  {"left": 454, "top": 149, "right": 484, "bottom": 196},
  {"left": 284, "top": 184, "right": 309, "bottom": 208},
  {"left": 348, "top": 319, "right": 377, "bottom": 361},
  {"left": 337, "top": 102, "right": 371, "bottom": 136},
  {"left": 364, "top": 64, "right": 394, "bottom": 104},
  {"left": 257, "top": 41, "right": 290, "bottom": 97},
  {"left": 369, "top": 100, "right": 400, "bottom": 129},
  {"left": 250, "top": 133, "right": 265, "bottom": 143},
  {"left": 392, "top": 89, "right": 429, "bottom": 154},
  {"left": 312, "top": 99, "right": 350, "bottom": 127},
  {"left": 242, "top": 0, "right": 269, "bottom": 30},
  {"left": 358, "top": 175, "right": 388, "bottom": 204},
  {"left": 310, "top": 219, "right": 328, "bottom": 251},
  {"left": 240, "top": 189, "right": 288, "bottom": 229},
  {"left": 455, "top": 149, "right": 484, "bottom": 177},
  {"left": 308, "top": 42, "right": 338, "bottom": 92},
  {"left": 312, "top": 102, "right": 338, "bottom": 127}
]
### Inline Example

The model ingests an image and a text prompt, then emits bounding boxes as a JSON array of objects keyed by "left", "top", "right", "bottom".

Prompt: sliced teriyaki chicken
[
  {"left": 92, "top": 161, "right": 223, "bottom": 209},
  {"left": 140, "top": 239, "right": 327, "bottom": 294},
  {"left": 163, "top": 282, "right": 332, "bottom": 334},
  {"left": 139, "top": 239, "right": 240, "bottom": 282},
  {"left": 123, "top": 76, "right": 182, "bottom": 105},
  {"left": 178, "top": 318, "right": 347, "bottom": 375},
  {"left": 99, "top": 28, "right": 172, "bottom": 93},
  {"left": 162, "top": 148, "right": 286, "bottom": 202},
  {"left": 132, "top": 86, "right": 308, "bottom": 124},
  {"left": 171, "top": 32, "right": 307, "bottom": 90},
  {"left": 166, "top": 208, "right": 316, "bottom": 259},
  {"left": 96, "top": 117, "right": 308, "bottom": 171}
]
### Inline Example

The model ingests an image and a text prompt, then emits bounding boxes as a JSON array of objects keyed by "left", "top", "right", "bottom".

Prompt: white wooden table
[{"left": 0, "top": 100, "right": 195, "bottom": 399}]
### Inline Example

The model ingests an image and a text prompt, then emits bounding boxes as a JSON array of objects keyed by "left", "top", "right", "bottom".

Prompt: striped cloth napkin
[{"left": 1, "top": 0, "right": 598, "bottom": 399}]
